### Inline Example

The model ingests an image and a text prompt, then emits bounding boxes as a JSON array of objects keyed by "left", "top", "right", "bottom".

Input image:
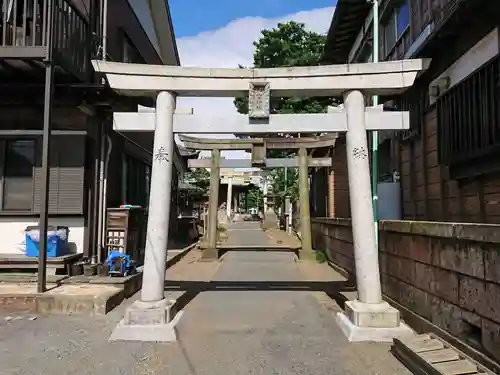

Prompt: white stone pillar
[
  {"left": 298, "top": 147, "right": 313, "bottom": 252},
  {"left": 263, "top": 177, "right": 268, "bottom": 212},
  {"left": 110, "top": 91, "right": 180, "bottom": 343},
  {"left": 338, "top": 90, "right": 411, "bottom": 342},
  {"left": 344, "top": 90, "right": 382, "bottom": 304},
  {"left": 226, "top": 176, "right": 233, "bottom": 217},
  {"left": 141, "top": 91, "right": 176, "bottom": 303},
  {"left": 204, "top": 149, "right": 220, "bottom": 260}
]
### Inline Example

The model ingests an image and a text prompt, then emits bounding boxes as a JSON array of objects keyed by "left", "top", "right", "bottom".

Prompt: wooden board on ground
[{"left": 392, "top": 333, "right": 495, "bottom": 375}]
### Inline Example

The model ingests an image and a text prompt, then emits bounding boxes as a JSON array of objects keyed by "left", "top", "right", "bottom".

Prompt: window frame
[
  {"left": 0, "top": 137, "right": 37, "bottom": 213},
  {"left": 0, "top": 132, "right": 87, "bottom": 215},
  {"left": 382, "top": 0, "right": 410, "bottom": 56},
  {"left": 437, "top": 54, "right": 500, "bottom": 171},
  {"left": 121, "top": 30, "right": 146, "bottom": 64}
]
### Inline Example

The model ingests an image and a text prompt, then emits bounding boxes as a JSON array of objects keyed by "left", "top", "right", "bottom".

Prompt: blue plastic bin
[{"left": 25, "top": 225, "right": 69, "bottom": 258}]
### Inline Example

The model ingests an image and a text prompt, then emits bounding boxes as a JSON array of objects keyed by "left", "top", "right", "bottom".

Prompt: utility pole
[{"left": 38, "top": 0, "right": 56, "bottom": 293}]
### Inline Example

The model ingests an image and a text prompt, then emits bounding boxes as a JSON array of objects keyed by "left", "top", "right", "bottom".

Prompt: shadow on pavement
[{"left": 165, "top": 280, "right": 356, "bottom": 313}]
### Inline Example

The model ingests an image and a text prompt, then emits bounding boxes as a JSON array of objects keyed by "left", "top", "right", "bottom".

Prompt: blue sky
[
  {"left": 169, "top": 0, "right": 337, "bottom": 37},
  {"left": 170, "top": 1, "right": 337, "bottom": 161}
]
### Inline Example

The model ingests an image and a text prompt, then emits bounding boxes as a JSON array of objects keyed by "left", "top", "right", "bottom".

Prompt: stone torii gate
[
  {"left": 178, "top": 134, "right": 338, "bottom": 258},
  {"left": 93, "top": 59, "right": 429, "bottom": 343}
]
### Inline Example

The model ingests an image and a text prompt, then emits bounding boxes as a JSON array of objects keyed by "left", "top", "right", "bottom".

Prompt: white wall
[
  {"left": 127, "top": 0, "right": 161, "bottom": 58},
  {"left": 0, "top": 217, "right": 85, "bottom": 255}
]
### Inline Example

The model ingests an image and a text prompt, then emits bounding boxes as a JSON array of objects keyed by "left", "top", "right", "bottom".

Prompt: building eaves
[
  {"left": 147, "top": 0, "right": 180, "bottom": 66},
  {"left": 323, "top": 0, "right": 372, "bottom": 64}
]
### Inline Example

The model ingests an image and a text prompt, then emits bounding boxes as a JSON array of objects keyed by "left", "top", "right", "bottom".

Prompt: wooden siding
[
  {"left": 323, "top": 1, "right": 500, "bottom": 223},
  {"left": 395, "top": 107, "right": 500, "bottom": 223}
]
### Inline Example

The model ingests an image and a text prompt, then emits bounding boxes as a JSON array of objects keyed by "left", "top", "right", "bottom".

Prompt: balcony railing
[{"left": 0, "top": 0, "right": 91, "bottom": 80}]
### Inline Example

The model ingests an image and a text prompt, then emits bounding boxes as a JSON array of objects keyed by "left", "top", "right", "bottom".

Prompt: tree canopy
[
  {"left": 269, "top": 168, "right": 299, "bottom": 208},
  {"left": 233, "top": 21, "right": 334, "bottom": 205},
  {"left": 245, "top": 184, "right": 263, "bottom": 211},
  {"left": 234, "top": 21, "right": 333, "bottom": 117},
  {"left": 184, "top": 168, "right": 210, "bottom": 192}
]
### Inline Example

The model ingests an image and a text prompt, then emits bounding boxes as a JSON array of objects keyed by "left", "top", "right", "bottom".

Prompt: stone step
[
  {"left": 392, "top": 333, "right": 494, "bottom": 375},
  {"left": 0, "top": 284, "right": 124, "bottom": 315}
]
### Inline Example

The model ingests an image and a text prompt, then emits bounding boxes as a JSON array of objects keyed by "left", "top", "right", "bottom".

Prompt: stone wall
[{"left": 311, "top": 218, "right": 500, "bottom": 363}]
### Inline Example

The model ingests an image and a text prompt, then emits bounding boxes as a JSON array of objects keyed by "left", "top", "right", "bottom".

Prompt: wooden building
[
  {"left": 323, "top": 0, "right": 500, "bottom": 223},
  {"left": 0, "top": 0, "right": 186, "bottom": 262}
]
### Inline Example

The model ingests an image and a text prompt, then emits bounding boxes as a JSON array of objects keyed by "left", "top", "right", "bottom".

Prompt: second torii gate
[
  {"left": 93, "top": 59, "right": 429, "bottom": 344},
  {"left": 179, "top": 134, "right": 338, "bottom": 258}
]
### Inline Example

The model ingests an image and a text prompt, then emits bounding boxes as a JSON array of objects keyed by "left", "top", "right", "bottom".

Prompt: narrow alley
[{"left": 0, "top": 223, "right": 409, "bottom": 375}]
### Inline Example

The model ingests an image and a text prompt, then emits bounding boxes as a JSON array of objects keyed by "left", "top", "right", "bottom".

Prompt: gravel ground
[{"left": 0, "top": 223, "right": 410, "bottom": 375}]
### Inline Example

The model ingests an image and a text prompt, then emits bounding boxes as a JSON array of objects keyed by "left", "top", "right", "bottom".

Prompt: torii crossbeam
[
  {"left": 113, "top": 106, "right": 409, "bottom": 133},
  {"left": 178, "top": 134, "right": 338, "bottom": 150},
  {"left": 188, "top": 158, "right": 332, "bottom": 168}
]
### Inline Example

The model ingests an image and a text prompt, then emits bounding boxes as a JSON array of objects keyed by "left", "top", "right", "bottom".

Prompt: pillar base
[
  {"left": 109, "top": 299, "right": 181, "bottom": 342},
  {"left": 336, "top": 300, "right": 414, "bottom": 342},
  {"left": 201, "top": 248, "right": 219, "bottom": 261},
  {"left": 298, "top": 249, "right": 316, "bottom": 261}
]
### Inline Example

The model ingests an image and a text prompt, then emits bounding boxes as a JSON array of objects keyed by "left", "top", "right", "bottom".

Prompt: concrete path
[
  {"left": 0, "top": 223, "right": 410, "bottom": 375},
  {"left": 169, "top": 222, "right": 410, "bottom": 374},
  {"left": 225, "top": 221, "right": 272, "bottom": 246}
]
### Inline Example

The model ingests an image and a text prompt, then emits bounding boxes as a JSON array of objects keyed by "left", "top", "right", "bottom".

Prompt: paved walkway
[{"left": 0, "top": 223, "right": 410, "bottom": 375}]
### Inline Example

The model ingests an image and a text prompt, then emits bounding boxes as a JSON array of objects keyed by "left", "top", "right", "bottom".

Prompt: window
[
  {"left": 383, "top": 1, "right": 409, "bottom": 54},
  {"left": 122, "top": 33, "right": 145, "bottom": 64},
  {"left": 124, "top": 155, "right": 150, "bottom": 207},
  {"left": 2, "top": 139, "right": 35, "bottom": 211},
  {"left": 437, "top": 55, "right": 500, "bottom": 167},
  {"left": 0, "top": 135, "right": 86, "bottom": 214},
  {"left": 384, "top": 15, "right": 397, "bottom": 53},
  {"left": 396, "top": 2, "right": 409, "bottom": 36},
  {"left": 357, "top": 43, "right": 373, "bottom": 63},
  {"left": 393, "top": 85, "right": 426, "bottom": 140}
]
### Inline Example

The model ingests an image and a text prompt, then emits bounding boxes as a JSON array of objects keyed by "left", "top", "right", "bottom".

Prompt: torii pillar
[
  {"left": 108, "top": 90, "right": 178, "bottom": 342},
  {"left": 205, "top": 149, "right": 220, "bottom": 260},
  {"left": 298, "top": 147, "right": 313, "bottom": 253}
]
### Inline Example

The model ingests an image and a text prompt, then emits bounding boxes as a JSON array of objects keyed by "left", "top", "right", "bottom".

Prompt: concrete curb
[
  {"left": 0, "top": 287, "right": 124, "bottom": 315},
  {"left": 0, "top": 241, "right": 199, "bottom": 316},
  {"left": 165, "top": 241, "right": 199, "bottom": 269}
]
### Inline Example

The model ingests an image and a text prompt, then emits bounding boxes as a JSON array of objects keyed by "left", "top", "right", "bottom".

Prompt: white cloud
[{"left": 175, "top": 7, "right": 335, "bottom": 162}]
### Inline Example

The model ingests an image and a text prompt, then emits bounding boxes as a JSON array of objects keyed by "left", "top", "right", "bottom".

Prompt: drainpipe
[
  {"left": 101, "top": 0, "right": 108, "bottom": 60},
  {"left": 96, "top": 127, "right": 106, "bottom": 263},
  {"left": 91, "top": 123, "right": 103, "bottom": 264},
  {"left": 98, "top": 134, "right": 112, "bottom": 264},
  {"left": 371, "top": 0, "right": 380, "bottom": 246}
]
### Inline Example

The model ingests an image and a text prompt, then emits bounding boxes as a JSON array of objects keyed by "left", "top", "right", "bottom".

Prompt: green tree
[
  {"left": 233, "top": 21, "right": 334, "bottom": 203},
  {"left": 184, "top": 168, "right": 210, "bottom": 196},
  {"left": 234, "top": 21, "right": 334, "bottom": 121},
  {"left": 269, "top": 167, "right": 299, "bottom": 209},
  {"left": 245, "top": 184, "right": 263, "bottom": 211}
]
